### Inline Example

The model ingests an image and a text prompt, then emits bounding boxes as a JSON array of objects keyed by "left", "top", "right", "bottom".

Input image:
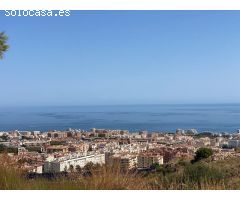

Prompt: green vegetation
[
  {"left": 0, "top": 135, "right": 9, "bottom": 141},
  {"left": 193, "top": 147, "right": 213, "bottom": 163},
  {"left": 25, "top": 146, "right": 42, "bottom": 153},
  {"left": 0, "top": 154, "right": 147, "bottom": 190},
  {"left": 150, "top": 163, "right": 161, "bottom": 171},
  {"left": 222, "top": 144, "right": 229, "bottom": 149},
  {"left": 148, "top": 160, "right": 226, "bottom": 189},
  {"left": 183, "top": 162, "right": 224, "bottom": 184},
  {"left": 0, "top": 32, "right": 9, "bottom": 59},
  {"left": 1, "top": 153, "right": 240, "bottom": 190},
  {"left": 75, "top": 165, "right": 82, "bottom": 173},
  {"left": 0, "top": 144, "right": 18, "bottom": 154}
]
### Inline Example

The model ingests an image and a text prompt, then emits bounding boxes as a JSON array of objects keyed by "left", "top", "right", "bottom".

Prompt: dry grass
[
  {"left": 0, "top": 154, "right": 240, "bottom": 190},
  {"left": 78, "top": 166, "right": 149, "bottom": 190},
  {"left": 0, "top": 154, "right": 150, "bottom": 190}
]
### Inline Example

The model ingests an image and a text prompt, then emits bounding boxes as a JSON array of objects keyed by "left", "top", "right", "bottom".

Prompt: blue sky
[{"left": 1, "top": 11, "right": 240, "bottom": 106}]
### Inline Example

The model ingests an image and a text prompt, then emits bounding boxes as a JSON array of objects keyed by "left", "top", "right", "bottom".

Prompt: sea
[{"left": 0, "top": 104, "right": 240, "bottom": 133}]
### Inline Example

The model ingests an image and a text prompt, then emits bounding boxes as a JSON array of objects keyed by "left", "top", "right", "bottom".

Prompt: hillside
[{"left": 1, "top": 153, "right": 240, "bottom": 190}]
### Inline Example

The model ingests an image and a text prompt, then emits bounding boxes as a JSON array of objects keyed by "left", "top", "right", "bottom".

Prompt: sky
[{"left": 1, "top": 11, "right": 240, "bottom": 106}]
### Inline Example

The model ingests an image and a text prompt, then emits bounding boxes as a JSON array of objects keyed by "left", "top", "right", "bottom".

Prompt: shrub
[
  {"left": 193, "top": 148, "right": 213, "bottom": 162},
  {"left": 0, "top": 144, "right": 18, "bottom": 154},
  {"left": 150, "top": 163, "right": 161, "bottom": 171}
]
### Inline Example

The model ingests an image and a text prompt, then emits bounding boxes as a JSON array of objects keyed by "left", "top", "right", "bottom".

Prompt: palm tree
[{"left": 0, "top": 32, "right": 9, "bottom": 59}]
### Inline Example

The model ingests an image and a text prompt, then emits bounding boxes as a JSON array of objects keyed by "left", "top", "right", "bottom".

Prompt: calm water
[{"left": 0, "top": 104, "right": 240, "bottom": 133}]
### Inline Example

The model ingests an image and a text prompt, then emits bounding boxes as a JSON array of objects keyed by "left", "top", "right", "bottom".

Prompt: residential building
[
  {"left": 44, "top": 153, "right": 105, "bottom": 173},
  {"left": 137, "top": 153, "right": 163, "bottom": 169}
]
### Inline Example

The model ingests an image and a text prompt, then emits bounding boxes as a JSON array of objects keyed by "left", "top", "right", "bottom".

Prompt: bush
[
  {"left": 0, "top": 135, "right": 9, "bottom": 141},
  {"left": 0, "top": 144, "right": 18, "bottom": 154},
  {"left": 150, "top": 163, "right": 161, "bottom": 171},
  {"left": 193, "top": 148, "right": 213, "bottom": 163}
]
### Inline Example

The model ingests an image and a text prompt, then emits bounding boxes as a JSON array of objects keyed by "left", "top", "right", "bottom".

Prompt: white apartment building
[
  {"left": 19, "top": 131, "right": 32, "bottom": 137},
  {"left": 228, "top": 140, "right": 240, "bottom": 148},
  {"left": 44, "top": 153, "right": 105, "bottom": 173}
]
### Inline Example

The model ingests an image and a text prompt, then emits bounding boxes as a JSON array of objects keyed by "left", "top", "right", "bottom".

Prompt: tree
[
  {"left": 75, "top": 165, "right": 82, "bottom": 173},
  {"left": 193, "top": 148, "right": 213, "bottom": 163},
  {"left": 0, "top": 135, "right": 9, "bottom": 141},
  {"left": 69, "top": 165, "right": 74, "bottom": 172},
  {"left": 150, "top": 162, "right": 161, "bottom": 171},
  {"left": 0, "top": 32, "right": 9, "bottom": 59},
  {"left": 0, "top": 144, "right": 5, "bottom": 152},
  {"left": 84, "top": 162, "right": 94, "bottom": 171},
  {"left": 0, "top": 144, "right": 18, "bottom": 154},
  {"left": 222, "top": 144, "right": 229, "bottom": 149}
]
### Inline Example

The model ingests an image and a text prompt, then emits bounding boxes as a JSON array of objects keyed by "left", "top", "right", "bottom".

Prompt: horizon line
[{"left": 1, "top": 102, "right": 240, "bottom": 108}]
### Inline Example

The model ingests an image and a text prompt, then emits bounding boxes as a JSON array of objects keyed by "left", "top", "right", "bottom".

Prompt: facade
[
  {"left": 46, "top": 145, "right": 68, "bottom": 154},
  {"left": 47, "top": 132, "right": 67, "bottom": 138},
  {"left": 19, "top": 131, "right": 32, "bottom": 137},
  {"left": 210, "top": 139, "right": 220, "bottom": 147},
  {"left": 109, "top": 154, "right": 137, "bottom": 171},
  {"left": 44, "top": 153, "right": 105, "bottom": 173},
  {"left": 228, "top": 140, "right": 240, "bottom": 148},
  {"left": 186, "top": 129, "right": 198, "bottom": 135},
  {"left": 32, "top": 131, "right": 41, "bottom": 136},
  {"left": 68, "top": 143, "right": 88, "bottom": 153},
  {"left": 28, "top": 165, "right": 43, "bottom": 174},
  {"left": 137, "top": 153, "right": 163, "bottom": 169},
  {"left": 196, "top": 137, "right": 211, "bottom": 147},
  {"left": 176, "top": 129, "right": 185, "bottom": 135}
]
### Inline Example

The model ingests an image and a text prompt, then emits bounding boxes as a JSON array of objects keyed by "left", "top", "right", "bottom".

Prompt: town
[{"left": 1, "top": 127, "right": 240, "bottom": 174}]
